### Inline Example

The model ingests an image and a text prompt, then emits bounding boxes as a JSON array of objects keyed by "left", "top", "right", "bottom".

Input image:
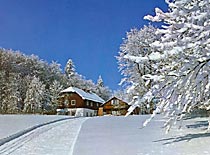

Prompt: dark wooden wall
[
  {"left": 58, "top": 92, "right": 101, "bottom": 110},
  {"left": 102, "top": 97, "right": 129, "bottom": 116}
]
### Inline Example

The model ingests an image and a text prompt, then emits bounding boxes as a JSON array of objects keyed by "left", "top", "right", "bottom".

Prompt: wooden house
[
  {"left": 57, "top": 87, "right": 105, "bottom": 117},
  {"left": 98, "top": 97, "right": 129, "bottom": 116}
]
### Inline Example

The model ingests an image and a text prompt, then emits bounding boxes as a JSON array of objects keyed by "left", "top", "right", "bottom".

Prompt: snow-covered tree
[
  {"left": 48, "top": 80, "right": 64, "bottom": 113},
  {"left": 65, "top": 59, "right": 76, "bottom": 79},
  {"left": 64, "top": 58, "right": 85, "bottom": 87},
  {"left": 95, "top": 76, "right": 111, "bottom": 101},
  {"left": 64, "top": 59, "right": 111, "bottom": 100},
  {"left": 0, "top": 71, "right": 9, "bottom": 113},
  {"left": 0, "top": 72, "right": 22, "bottom": 113},
  {"left": 0, "top": 51, "right": 22, "bottom": 113},
  {"left": 135, "top": 0, "right": 210, "bottom": 132},
  {"left": 97, "top": 75, "right": 104, "bottom": 87},
  {"left": 117, "top": 25, "right": 161, "bottom": 112},
  {"left": 24, "top": 76, "right": 46, "bottom": 113},
  {"left": 113, "top": 89, "right": 127, "bottom": 101},
  {"left": 6, "top": 74, "right": 22, "bottom": 113},
  {"left": 49, "top": 61, "right": 67, "bottom": 85}
]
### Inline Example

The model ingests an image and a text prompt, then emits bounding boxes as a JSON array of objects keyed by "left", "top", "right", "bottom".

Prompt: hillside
[{"left": 1, "top": 115, "right": 210, "bottom": 155}]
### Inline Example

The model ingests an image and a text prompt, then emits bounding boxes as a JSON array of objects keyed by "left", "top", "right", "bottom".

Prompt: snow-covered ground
[
  {"left": 73, "top": 115, "right": 210, "bottom": 155},
  {"left": 0, "top": 117, "right": 88, "bottom": 155},
  {"left": 0, "top": 115, "right": 71, "bottom": 140},
  {"left": 1, "top": 115, "right": 210, "bottom": 155}
]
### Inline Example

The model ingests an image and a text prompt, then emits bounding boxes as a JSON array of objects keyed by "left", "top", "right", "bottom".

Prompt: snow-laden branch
[{"left": 120, "top": 0, "right": 210, "bottom": 133}]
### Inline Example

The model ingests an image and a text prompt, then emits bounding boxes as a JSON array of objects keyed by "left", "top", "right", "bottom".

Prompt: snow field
[
  {"left": 0, "top": 115, "right": 72, "bottom": 140},
  {"left": 1, "top": 115, "right": 210, "bottom": 155},
  {"left": 0, "top": 117, "right": 89, "bottom": 155},
  {"left": 73, "top": 115, "right": 210, "bottom": 155}
]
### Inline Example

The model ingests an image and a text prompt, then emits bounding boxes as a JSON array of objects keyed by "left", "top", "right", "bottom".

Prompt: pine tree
[
  {"left": 65, "top": 59, "right": 75, "bottom": 79},
  {"left": 97, "top": 75, "right": 104, "bottom": 87},
  {"left": 95, "top": 75, "right": 111, "bottom": 101}
]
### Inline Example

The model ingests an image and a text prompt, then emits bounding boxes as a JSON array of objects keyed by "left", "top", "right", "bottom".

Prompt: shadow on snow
[
  {"left": 153, "top": 120, "right": 210, "bottom": 145},
  {"left": 186, "top": 120, "right": 209, "bottom": 129}
]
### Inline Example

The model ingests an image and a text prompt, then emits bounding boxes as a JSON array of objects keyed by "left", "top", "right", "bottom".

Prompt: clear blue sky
[{"left": 0, "top": 0, "right": 168, "bottom": 90}]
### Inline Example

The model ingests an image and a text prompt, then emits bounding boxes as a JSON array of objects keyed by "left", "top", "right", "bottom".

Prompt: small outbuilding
[{"left": 57, "top": 87, "right": 105, "bottom": 117}]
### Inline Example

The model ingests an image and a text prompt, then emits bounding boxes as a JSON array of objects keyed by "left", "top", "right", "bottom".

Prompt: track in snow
[
  {"left": 0, "top": 116, "right": 76, "bottom": 147},
  {"left": 0, "top": 117, "right": 88, "bottom": 155}
]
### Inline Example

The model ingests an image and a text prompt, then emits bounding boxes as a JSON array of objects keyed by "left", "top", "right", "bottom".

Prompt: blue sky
[{"left": 0, "top": 0, "right": 168, "bottom": 90}]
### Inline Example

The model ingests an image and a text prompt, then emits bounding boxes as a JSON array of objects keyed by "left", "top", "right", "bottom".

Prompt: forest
[{"left": 0, "top": 48, "right": 111, "bottom": 114}]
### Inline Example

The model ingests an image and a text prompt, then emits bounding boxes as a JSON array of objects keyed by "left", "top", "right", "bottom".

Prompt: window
[
  {"left": 90, "top": 102, "right": 93, "bottom": 107},
  {"left": 64, "top": 99, "right": 69, "bottom": 105},
  {"left": 71, "top": 100, "right": 76, "bottom": 105},
  {"left": 86, "top": 100, "right": 89, "bottom": 106},
  {"left": 111, "top": 99, "right": 119, "bottom": 105}
]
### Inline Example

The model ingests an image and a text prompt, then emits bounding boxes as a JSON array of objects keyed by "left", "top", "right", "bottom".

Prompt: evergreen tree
[
  {"left": 97, "top": 75, "right": 104, "bottom": 87},
  {"left": 65, "top": 59, "right": 75, "bottom": 79},
  {"left": 95, "top": 75, "right": 111, "bottom": 101}
]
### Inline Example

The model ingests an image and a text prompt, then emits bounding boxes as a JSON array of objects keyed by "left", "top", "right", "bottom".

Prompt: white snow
[
  {"left": 1, "top": 115, "right": 210, "bottom": 155},
  {"left": 148, "top": 52, "right": 164, "bottom": 61},
  {"left": 142, "top": 74, "right": 165, "bottom": 82},
  {"left": 0, "top": 117, "right": 88, "bottom": 155},
  {"left": 60, "top": 87, "right": 105, "bottom": 103},
  {"left": 0, "top": 115, "right": 71, "bottom": 140},
  {"left": 123, "top": 54, "right": 149, "bottom": 63},
  {"left": 73, "top": 115, "right": 210, "bottom": 155}
]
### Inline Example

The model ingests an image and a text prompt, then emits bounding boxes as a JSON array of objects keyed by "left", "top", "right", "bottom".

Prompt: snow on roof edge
[
  {"left": 101, "top": 96, "right": 128, "bottom": 106},
  {"left": 60, "top": 87, "right": 105, "bottom": 103}
]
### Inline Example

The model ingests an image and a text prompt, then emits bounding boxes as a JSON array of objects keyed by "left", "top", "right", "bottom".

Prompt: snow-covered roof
[{"left": 60, "top": 87, "right": 105, "bottom": 104}]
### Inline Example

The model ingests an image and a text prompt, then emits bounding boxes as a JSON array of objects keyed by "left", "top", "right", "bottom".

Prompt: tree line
[{"left": 0, "top": 48, "right": 111, "bottom": 114}]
